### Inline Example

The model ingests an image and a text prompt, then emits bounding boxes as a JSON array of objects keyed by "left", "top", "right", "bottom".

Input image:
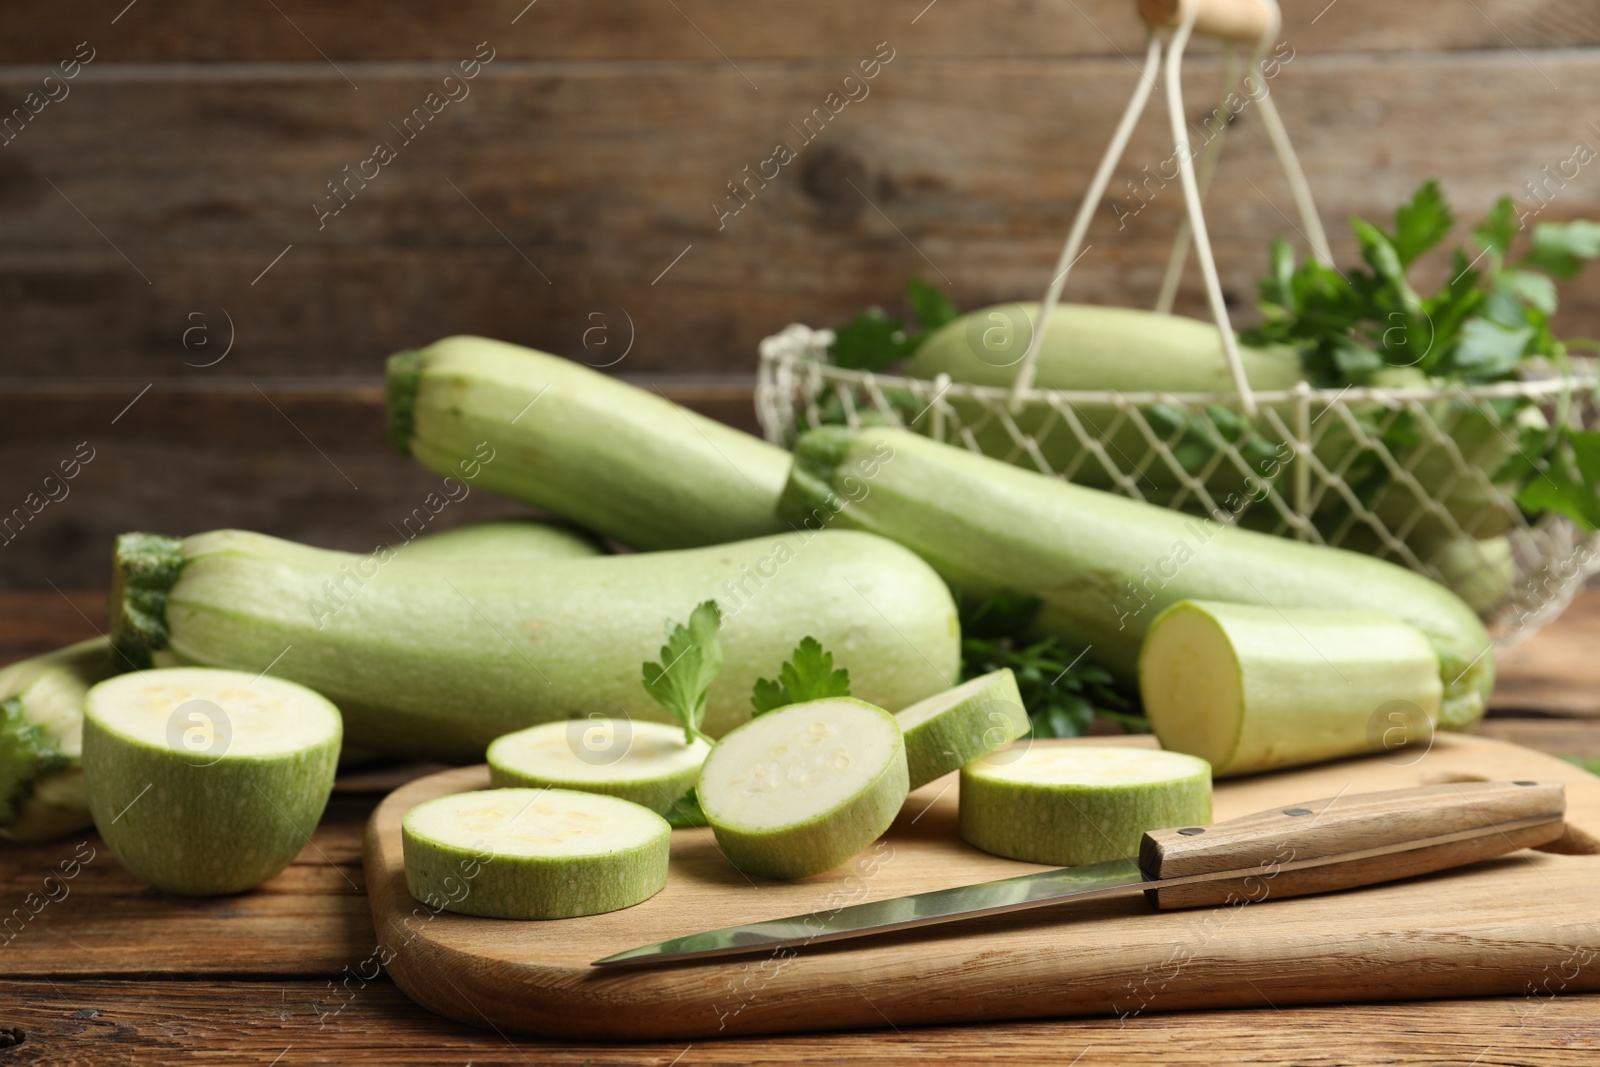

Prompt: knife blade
[{"left": 592, "top": 779, "right": 1566, "bottom": 968}]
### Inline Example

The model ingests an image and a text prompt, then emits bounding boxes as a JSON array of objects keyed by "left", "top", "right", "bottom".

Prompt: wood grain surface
[
  {"left": 6, "top": 1, "right": 1600, "bottom": 1057},
  {"left": 1496, "top": 592, "right": 1600, "bottom": 717},
  {"left": 4, "top": 53, "right": 1597, "bottom": 381},
  {"left": 362, "top": 735, "right": 1600, "bottom": 1039},
  {"left": 4, "top": 3, "right": 1599, "bottom": 586},
  {"left": 3, "top": 0, "right": 1596, "bottom": 62},
  {"left": 8, "top": 980, "right": 1600, "bottom": 1067},
  {"left": 0, "top": 795, "right": 371, "bottom": 978}
]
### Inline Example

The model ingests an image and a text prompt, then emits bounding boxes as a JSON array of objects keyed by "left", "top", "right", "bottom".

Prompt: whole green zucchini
[
  {"left": 912, "top": 303, "right": 1305, "bottom": 393},
  {"left": 780, "top": 427, "right": 1493, "bottom": 730},
  {"left": 908, "top": 306, "right": 1523, "bottom": 590},
  {"left": 388, "top": 337, "right": 791, "bottom": 550},
  {"left": 0, "top": 638, "right": 117, "bottom": 844},
  {"left": 908, "top": 303, "right": 1303, "bottom": 494},
  {"left": 111, "top": 528, "right": 959, "bottom": 761},
  {"left": 2, "top": 520, "right": 599, "bottom": 843}
]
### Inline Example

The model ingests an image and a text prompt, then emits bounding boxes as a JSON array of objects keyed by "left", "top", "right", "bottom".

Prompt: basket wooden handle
[{"left": 1137, "top": 0, "right": 1276, "bottom": 43}]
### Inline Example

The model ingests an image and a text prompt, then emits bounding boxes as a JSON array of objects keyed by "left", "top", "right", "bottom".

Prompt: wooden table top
[{"left": 5, "top": 587, "right": 1599, "bottom": 1065}]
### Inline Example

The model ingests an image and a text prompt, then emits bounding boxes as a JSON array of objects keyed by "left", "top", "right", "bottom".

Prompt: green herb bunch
[
  {"left": 957, "top": 592, "right": 1146, "bottom": 739},
  {"left": 1244, "top": 180, "right": 1600, "bottom": 528}
]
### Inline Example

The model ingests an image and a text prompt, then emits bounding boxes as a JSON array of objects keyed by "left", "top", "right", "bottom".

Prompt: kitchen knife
[{"left": 592, "top": 780, "right": 1565, "bottom": 968}]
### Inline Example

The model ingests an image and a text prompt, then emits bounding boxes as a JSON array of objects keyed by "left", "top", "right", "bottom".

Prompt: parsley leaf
[
  {"left": 1517, "top": 429, "right": 1600, "bottom": 531},
  {"left": 1473, "top": 196, "right": 1518, "bottom": 261},
  {"left": 828, "top": 275, "right": 960, "bottom": 373},
  {"left": 906, "top": 275, "right": 959, "bottom": 334},
  {"left": 1388, "top": 179, "right": 1454, "bottom": 268},
  {"left": 1525, "top": 220, "right": 1600, "bottom": 279},
  {"left": 663, "top": 789, "right": 710, "bottom": 828},
  {"left": 830, "top": 307, "right": 920, "bottom": 371},
  {"left": 1453, "top": 318, "right": 1534, "bottom": 378},
  {"left": 750, "top": 637, "right": 851, "bottom": 715},
  {"left": 641, "top": 600, "right": 723, "bottom": 745}
]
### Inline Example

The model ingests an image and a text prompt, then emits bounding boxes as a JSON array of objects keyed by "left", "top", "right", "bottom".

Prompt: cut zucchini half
[
  {"left": 402, "top": 787, "right": 670, "bottom": 919},
  {"left": 1139, "top": 600, "right": 1441, "bottom": 777},
  {"left": 960, "top": 745, "right": 1211, "bottom": 866},
  {"left": 895, "top": 669, "right": 1028, "bottom": 790},
  {"left": 697, "top": 697, "right": 908, "bottom": 880},
  {"left": 486, "top": 719, "right": 710, "bottom": 816},
  {"left": 82, "top": 667, "right": 342, "bottom": 896}
]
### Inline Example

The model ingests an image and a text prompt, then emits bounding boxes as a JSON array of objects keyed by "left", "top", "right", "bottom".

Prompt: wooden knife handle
[{"left": 1139, "top": 780, "right": 1566, "bottom": 910}]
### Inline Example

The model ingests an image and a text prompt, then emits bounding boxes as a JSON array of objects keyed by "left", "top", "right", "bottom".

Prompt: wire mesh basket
[
  {"left": 755, "top": 0, "right": 1600, "bottom": 645},
  {"left": 756, "top": 332, "right": 1600, "bottom": 648}
]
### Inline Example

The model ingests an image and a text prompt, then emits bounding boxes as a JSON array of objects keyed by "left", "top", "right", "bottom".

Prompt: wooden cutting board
[{"left": 362, "top": 734, "right": 1600, "bottom": 1039}]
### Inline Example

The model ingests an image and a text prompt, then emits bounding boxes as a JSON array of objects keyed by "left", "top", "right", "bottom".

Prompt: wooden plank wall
[{"left": 2, "top": 0, "right": 1599, "bottom": 587}]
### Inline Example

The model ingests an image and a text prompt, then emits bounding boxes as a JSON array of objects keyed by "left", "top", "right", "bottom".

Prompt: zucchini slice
[
  {"left": 895, "top": 669, "right": 1028, "bottom": 790},
  {"left": 487, "top": 719, "right": 710, "bottom": 816},
  {"left": 697, "top": 698, "right": 908, "bottom": 880},
  {"left": 959, "top": 745, "right": 1211, "bottom": 866},
  {"left": 402, "top": 787, "right": 670, "bottom": 919}
]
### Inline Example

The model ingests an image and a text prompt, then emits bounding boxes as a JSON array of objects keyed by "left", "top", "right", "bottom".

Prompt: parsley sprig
[
  {"left": 641, "top": 600, "right": 723, "bottom": 746},
  {"left": 751, "top": 637, "right": 851, "bottom": 715}
]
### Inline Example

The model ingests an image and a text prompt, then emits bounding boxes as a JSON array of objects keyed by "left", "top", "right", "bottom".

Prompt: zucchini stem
[
  {"left": 110, "top": 532, "right": 186, "bottom": 669},
  {"left": 385, "top": 350, "right": 425, "bottom": 454}
]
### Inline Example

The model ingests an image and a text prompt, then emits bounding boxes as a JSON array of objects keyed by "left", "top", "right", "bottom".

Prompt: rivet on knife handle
[{"left": 1139, "top": 780, "right": 1567, "bottom": 910}]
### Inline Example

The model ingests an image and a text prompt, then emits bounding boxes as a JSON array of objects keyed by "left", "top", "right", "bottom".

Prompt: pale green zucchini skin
[
  {"left": 1139, "top": 600, "right": 1442, "bottom": 777},
  {"left": 912, "top": 303, "right": 1305, "bottom": 393},
  {"left": 111, "top": 528, "right": 959, "bottom": 762},
  {"left": 389, "top": 337, "right": 792, "bottom": 550},
  {"left": 81, "top": 669, "right": 341, "bottom": 896},
  {"left": 959, "top": 746, "right": 1212, "bottom": 866},
  {"left": 909, "top": 306, "right": 1523, "bottom": 578},
  {"left": 402, "top": 788, "right": 670, "bottom": 919},
  {"left": 394, "top": 519, "right": 601, "bottom": 564},
  {"left": 908, "top": 303, "right": 1303, "bottom": 494},
  {"left": 780, "top": 427, "right": 1493, "bottom": 731},
  {"left": 0, "top": 638, "right": 119, "bottom": 844},
  {"left": 146, "top": 519, "right": 603, "bottom": 673},
  {"left": 895, "top": 669, "right": 1028, "bottom": 790},
  {"left": 1426, "top": 536, "right": 1514, "bottom": 615}
]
